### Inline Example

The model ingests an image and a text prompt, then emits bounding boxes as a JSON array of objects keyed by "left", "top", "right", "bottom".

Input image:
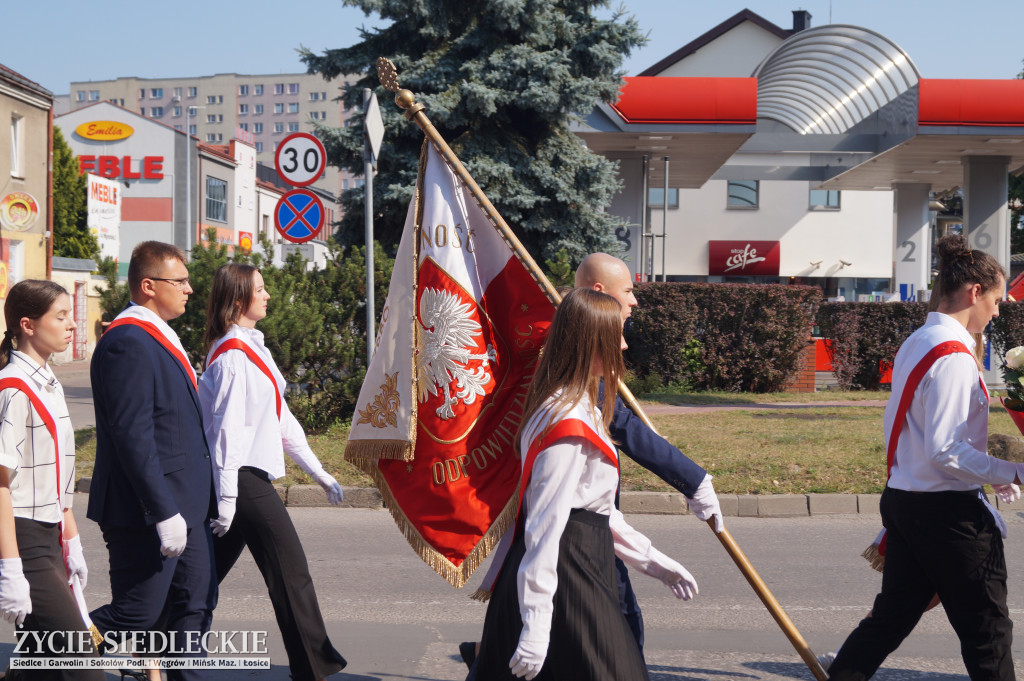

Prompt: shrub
[
  {"left": 625, "top": 283, "right": 820, "bottom": 393},
  {"left": 816, "top": 302, "right": 928, "bottom": 390},
  {"left": 990, "top": 301, "right": 1024, "bottom": 363}
]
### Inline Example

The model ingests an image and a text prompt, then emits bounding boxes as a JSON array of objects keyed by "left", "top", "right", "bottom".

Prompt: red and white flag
[{"left": 346, "top": 142, "right": 555, "bottom": 587}]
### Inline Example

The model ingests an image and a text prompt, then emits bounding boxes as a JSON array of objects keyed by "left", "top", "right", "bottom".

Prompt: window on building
[
  {"left": 173, "top": 106, "right": 182, "bottom": 117},
  {"left": 308, "top": 112, "right": 318, "bottom": 120},
  {"left": 309, "top": 92, "right": 319, "bottom": 101},
  {"left": 288, "top": 122, "right": 299, "bottom": 132},
  {"left": 206, "top": 177, "right": 228, "bottom": 222},
  {"left": 217, "top": 114, "right": 223, "bottom": 123},
  {"left": 187, "top": 106, "right": 197, "bottom": 117},
  {"left": 10, "top": 115, "right": 24, "bottom": 178},
  {"left": 174, "top": 87, "right": 182, "bottom": 98},
  {"left": 239, "top": 85, "right": 249, "bottom": 96},
  {"left": 207, "top": 115, "right": 216, "bottom": 123},
  {"left": 809, "top": 188, "right": 841, "bottom": 210},
  {"left": 320, "top": 111, "right": 327, "bottom": 120},
  {"left": 253, "top": 123, "right": 263, "bottom": 133},
  {"left": 76, "top": 91, "right": 86, "bottom": 102},
  {"left": 355, "top": 179, "right": 365, "bottom": 188},
  {"left": 207, "top": 133, "right": 216, "bottom": 142},
  {"left": 218, "top": 95, "right": 224, "bottom": 104},
  {"left": 288, "top": 83, "right": 299, "bottom": 94},
  {"left": 239, "top": 123, "right": 249, "bottom": 131},
  {"left": 174, "top": 125, "right": 183, "bottom": 131},
  {"left": 140, "top": 107, "right": 146, "bottom": 116},
  {"left": 207, "top": 96, "right": 216, "bottom": 104},
  {"left": 255, "top": 142, "right": 263, "bottom": 153},
  {"left": 274, "top": 123, "right": 283, "bottom": 133},
  {"left": 254, "top": 84, "right": 263, "bottom": 95},
  {"left": 342, "top": 179, "right": 349, "bottom": 190},
  {"left": 139, "top": 89, "right": 146, "bottom": 99},
  {"left": 188, "top": 125, "right": 197, "bottom": 135},
  {"left": 254, "top": 104, "right": 263, "bottom": 115},
  {"left": 150, "top": 107, "right": 164, "bottom": 117},
  {"left": 89, "top": 90, "right": 100, "bottom": 101},
  {"left": 272, "top": 142, "right": 279, "bottom": 152},
  {"left": 274, "top": 103, "right": 284, "bottom": 114},
  {"left": 648, "top": 187, "right": 679, "bottom": 208},
  {"left": 217, "top": 133, "right": 223, "bottom": 142},
  {"left": 151, "top": 88, "right": 163, "bottom": 98},
  {"left": 274, "top": 83, "right": 284, "bottom": 95},
  {"left": 187, "top": 86, "right": 197, "bottom": 97},
  {"left": 239, "top": 104, "right": 248, "bottom": 115},
  {"left": 727, "top": 180, "right": 759, "bottom": 209},
  {"left": 321, "top": 92, "right": 327, "bottom": 100},
  {"left": 288, "top": 103, "right": 299, "bottom": 113}
]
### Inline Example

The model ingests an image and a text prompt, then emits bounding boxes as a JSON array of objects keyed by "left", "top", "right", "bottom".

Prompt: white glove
[
  {"left": 155, "top": 513, "right": 188, "bottom": 558},
  {"left": 509, "top": 629, "right": 547, "bottom": 680},
  {"left": 210, "top": 497, "right": 237, "bottom": 538},
  {"left": 687, "top": 475, "right": 724, "bottom": 533},
  {"left": 313, "top": 470, "right": 344, "bottom": 506},
  {"left": 0, "top": 558, "right": 32, "bottom": 626},
  {"left": 63, "top": 534, "right": 88, "bottom": 589},
  {"left": 994, "top": 483, "right": 1021, "bottom": 504},
  {"left": 645, "top": 547, "right": 699, "bottom": 601}
]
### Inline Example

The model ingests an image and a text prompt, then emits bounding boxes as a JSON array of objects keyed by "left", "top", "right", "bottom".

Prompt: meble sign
[{"left": 75, "top": 121, "right": 134, "bottom": 141}]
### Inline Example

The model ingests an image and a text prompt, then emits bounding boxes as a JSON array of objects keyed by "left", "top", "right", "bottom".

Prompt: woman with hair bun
[
  {"left": 827, "top": 234, "right": 1024, "bottom": 681},
  {"left": 472, "top": 288, "right": 698, "bottom": 681},
  {"left": 0, "top": 280, "right": 102, "bottom": 679}
]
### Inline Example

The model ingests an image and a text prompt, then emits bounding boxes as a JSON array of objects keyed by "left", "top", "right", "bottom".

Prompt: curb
[{"left": 79, "top": 478, "right": 1018, "bottom": 516}]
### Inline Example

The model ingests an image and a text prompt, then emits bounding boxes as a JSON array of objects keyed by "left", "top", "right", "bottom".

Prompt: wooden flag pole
[{"left": 377, "top": 57, "right": 827, "bottom": 681}]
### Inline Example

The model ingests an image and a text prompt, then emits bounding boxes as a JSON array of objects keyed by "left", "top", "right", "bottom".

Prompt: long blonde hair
[{"left": 517, "top": 288, "right": 625, "bottom": 453}]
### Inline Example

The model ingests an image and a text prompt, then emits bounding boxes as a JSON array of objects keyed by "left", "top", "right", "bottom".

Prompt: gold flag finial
[{"left": 377, "top": 57, "right": 400, "bottom": 92}]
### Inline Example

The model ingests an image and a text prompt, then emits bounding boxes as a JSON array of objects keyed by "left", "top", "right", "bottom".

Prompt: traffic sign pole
[{"left": 363, "top": 88, "right": 376, "bottom": 364}]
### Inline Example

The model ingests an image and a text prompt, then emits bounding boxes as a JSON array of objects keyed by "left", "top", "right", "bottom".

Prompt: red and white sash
[
  {"left": 108, "top": 307, "right": 197, "bottom": 389},
  {"left": 206, "top": 330, "right": 285, "bottom": 419}
]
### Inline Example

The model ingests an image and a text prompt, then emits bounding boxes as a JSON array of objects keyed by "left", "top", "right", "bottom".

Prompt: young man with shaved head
[{"left": 575, "top": 252, "right": 722, "bottom": 652}]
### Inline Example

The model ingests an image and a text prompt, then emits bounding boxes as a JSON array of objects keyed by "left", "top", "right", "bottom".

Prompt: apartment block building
[{"left": 69, "top": 72, "right": 355, "bottom": 196}]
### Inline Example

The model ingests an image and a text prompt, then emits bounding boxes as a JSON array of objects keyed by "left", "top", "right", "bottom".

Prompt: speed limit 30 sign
[{"left": 275, "top": 132, "right": 327, "bottom": 187}]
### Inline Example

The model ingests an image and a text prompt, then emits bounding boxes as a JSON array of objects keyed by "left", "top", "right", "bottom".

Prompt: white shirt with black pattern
[{"left": 0, "top": 351, "right": 76, "bottom": 523}]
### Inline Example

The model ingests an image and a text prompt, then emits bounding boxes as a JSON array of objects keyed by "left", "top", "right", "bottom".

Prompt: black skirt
[{"left": 474, "top": 508, "right": 648, "bottom": 681}]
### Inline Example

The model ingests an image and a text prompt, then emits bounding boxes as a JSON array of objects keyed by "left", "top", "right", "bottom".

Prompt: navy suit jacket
[
  {"left": 608, "top": 394, "right": 707, "bottom": 497},
  {"left": 87, "top": 323, "right": 214, "bottom": 529}
]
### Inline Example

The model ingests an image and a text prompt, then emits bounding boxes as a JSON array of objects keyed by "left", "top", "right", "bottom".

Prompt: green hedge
[{"left": 624, "top": 282, "right": 821, "bottom": 393}]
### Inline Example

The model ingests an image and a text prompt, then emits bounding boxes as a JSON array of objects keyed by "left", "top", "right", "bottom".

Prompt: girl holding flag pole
[
  {"left": 473, "top": 288, "right": 698, "bottom": 681},
  {"left": 0, "top": 280, "right": 102, "bottom": 679},
  {"left": 198, "top": 263, "right": 346, "bottom": 681},
  {"left": 827, "top": 234, "right": 1024, "bottom": 681}
]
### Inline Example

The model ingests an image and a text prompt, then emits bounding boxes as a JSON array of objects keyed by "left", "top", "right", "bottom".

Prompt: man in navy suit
[
  {"left": 576, "top": 252, "right": 722, "bottom": 652},
  {"left": 88, "top": 241, "right": 216, "bottom": 679}
]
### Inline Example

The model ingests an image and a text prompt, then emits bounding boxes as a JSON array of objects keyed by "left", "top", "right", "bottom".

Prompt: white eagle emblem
[{"left": 417, "top": 287, "right": 497, "bottom": 420}]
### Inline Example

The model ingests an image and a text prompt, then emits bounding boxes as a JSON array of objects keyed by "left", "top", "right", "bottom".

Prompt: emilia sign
[
  {"left": 708, "top": 240, "right": 781, "bottom": 276},
  {"left": 75, "top": 121, "right": 134, "bottom": 141}
]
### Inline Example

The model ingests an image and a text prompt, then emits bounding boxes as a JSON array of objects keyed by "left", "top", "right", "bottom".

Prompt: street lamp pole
[{"left": 184, "top": 104, "right": 205, "bottom": 256}]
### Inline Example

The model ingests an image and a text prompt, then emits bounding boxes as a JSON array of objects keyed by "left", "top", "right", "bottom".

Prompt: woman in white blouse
[
  {"left": 198, "top": 264, "right": 346, "bottom": 681},
  {"left": 0, "top": 280, "right": 102, "bottom": 679},
  {"left": 473, "top": 288, "right": 698, "bottom": 681},
  {"left": 827, "top": 234, "right": 1024, "bottom": 681}
]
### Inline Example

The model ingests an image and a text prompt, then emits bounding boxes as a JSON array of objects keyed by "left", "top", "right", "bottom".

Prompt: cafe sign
[
  {"left": 75, "top": 121, "right": 134, "bottom": 141},
  {"left": 708, "top": 240, "right": 780, "bottom": 276}
]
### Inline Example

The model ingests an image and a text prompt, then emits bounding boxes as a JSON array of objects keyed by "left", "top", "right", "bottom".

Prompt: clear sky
[{"left": 4, "top": 0, "right": 1021, "bottom": 95}]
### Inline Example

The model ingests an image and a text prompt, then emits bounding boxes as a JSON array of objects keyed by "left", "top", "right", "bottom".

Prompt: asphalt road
[{"left": 4, "top": 506, "right": 1024, "bottom": 680}]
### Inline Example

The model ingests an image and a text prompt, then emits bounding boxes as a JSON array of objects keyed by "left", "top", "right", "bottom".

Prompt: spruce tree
[
  {"left": 300, "top": 0, "right": 645, "bottom": 262},
  {"left": 52, "top": 126, "right": 100, "bottom": 260}
]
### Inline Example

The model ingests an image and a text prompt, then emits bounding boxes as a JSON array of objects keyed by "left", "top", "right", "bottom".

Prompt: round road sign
[
  {"left": 274, "top": 189, "right": 325, "bottom": 244},
  {"left": 274, "top": 132, "right": 327, "bottom": 187}
]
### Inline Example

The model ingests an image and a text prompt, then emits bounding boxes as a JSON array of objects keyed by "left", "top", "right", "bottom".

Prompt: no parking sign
[{"left": 274, "top": 189, "right": 324, "bottom": 244}]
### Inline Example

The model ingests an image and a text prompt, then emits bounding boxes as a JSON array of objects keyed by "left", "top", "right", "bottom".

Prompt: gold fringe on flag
[
  {"left": 343, "top": 439, "right": 413, "bottom": 463},
  {"left": 861, "top": 542, "right": 885, "bottom": 572}
]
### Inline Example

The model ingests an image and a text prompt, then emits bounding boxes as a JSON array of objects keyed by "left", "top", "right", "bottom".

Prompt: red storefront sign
[
  {"left": 78, "top": 156, "right": 164, "bottom": 180},
  {"left": 708, "top": 240, "right": 780, "bottom": 276}
]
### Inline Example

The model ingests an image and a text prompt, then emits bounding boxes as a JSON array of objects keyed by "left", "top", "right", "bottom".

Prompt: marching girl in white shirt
[
  {"left": 198, "top": 264, "right": 346, "bottom": 681},
  {"left": 473, "top": 288, "right": 698, "bottom": 681},
  {"left": 0, "top": 280, "right": 102, "bottom": 680},
  {"left": 827, "top": 234, "right": 1024, "bottom": 681}
]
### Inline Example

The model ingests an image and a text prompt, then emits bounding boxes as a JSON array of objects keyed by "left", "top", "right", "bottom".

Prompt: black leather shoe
[{"left": 459, "top": 641, "right": 477, "bottom": 669}]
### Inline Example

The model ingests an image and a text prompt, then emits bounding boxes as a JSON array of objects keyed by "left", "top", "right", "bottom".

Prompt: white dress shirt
[
  {"left": 886, "top": 312, "right": 1017, "bottom": 492},
  {"left": 0, "top": 351, "right": 75, "bottom": 522},
  {"left": 199, "top": 325, "right": 326, "bottom": 499},
  {"left": 516, "top": 395, "right": 669, "bottom": 643}
]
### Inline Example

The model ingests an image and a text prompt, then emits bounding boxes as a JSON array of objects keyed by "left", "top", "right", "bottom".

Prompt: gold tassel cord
[
  {"left": 861, "top": 542, "right": 885, "bottom": 573},
  {"left": 343, "top": 438, "right": 413, "bottom": 463}
]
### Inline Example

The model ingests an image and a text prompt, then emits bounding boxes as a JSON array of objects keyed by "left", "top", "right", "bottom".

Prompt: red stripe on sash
[
  {"left": 0, "top": 377, "right": 62, "bottom": 524},
  {"left": 107, "top": 317, "right": 196, "bottom": 390},
  {"left": 208, "top": 339, "right": 282, "bottom": 419}
]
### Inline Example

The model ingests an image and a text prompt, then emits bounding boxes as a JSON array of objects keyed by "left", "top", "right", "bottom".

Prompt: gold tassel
[
  {"left": 344, "top": 438, "right": 413, "bottom": 463},
  {"left": 861, "top": 543, "right": 885, "bottom": 573},
  {"left": 470, "top": 588, "right": 492, "bottom": 603}
]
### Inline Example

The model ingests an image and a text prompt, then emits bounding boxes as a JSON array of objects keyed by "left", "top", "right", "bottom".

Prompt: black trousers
[
  {"left": 13, "top": 518, "right": 104, "bottom": 681},
  {"left": 829, "top": 487, "right": 1014, "bottom": 681},
  {"left": 213, "top": 467, "right": 345, "bottom": 681},
  {"left": 89, "top": 520, "right": 217, "bottom": 681}
]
